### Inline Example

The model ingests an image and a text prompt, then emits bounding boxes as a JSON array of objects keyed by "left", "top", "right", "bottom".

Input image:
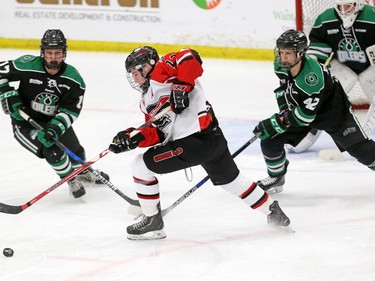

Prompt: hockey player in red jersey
[{"left": 109, "top": 46, "right": 291, "bottom": 240}]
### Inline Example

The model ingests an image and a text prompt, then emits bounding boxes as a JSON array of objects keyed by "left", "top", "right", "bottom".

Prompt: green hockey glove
[{"left": 253, "top": 113, "right": 287, "bottom": 140}]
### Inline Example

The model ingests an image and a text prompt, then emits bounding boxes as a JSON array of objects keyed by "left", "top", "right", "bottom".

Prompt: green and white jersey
[
  {"left": 307, "top": 5, "right": 375, "bottom": 74},
  {"left": 0, "top": 55, "right": 86, "bottom": 125},
  {"left": 274, "top": 56, "right": 351, "bottom": 132}
]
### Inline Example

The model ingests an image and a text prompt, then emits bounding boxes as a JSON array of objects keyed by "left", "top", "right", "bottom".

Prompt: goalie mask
[
  {"left": 275, "top": 29, "right": 308, "bottom": 71},
  {"left": 335, "top": 0, "right": 365, "bottom": 29},
  {"left": 40, "top": 29, "right": 67, "bottom": 70},
  {"left": 125, "top": 46, "right": 159, "bottom": 93}
]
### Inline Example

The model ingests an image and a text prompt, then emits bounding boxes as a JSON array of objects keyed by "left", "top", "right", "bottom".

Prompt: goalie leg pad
[
  {"left": 286, "top": 128, "right": 321, "bottom": 153},
  {"left": 330, "top": 59, "right": 358, "bottom": 93},
  {"left": 358, "top": 66, "right": 375, "bottom": 102}
]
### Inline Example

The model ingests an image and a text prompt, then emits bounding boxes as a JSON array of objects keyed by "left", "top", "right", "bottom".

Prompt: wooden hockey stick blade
[{"left": 324, "top": 52, "right": 334, "bottom": 67}]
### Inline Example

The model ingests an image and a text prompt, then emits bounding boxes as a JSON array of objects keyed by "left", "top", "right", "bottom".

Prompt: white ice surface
[{"left": 1, "top": 49, "right": 375, "bottom": 281}]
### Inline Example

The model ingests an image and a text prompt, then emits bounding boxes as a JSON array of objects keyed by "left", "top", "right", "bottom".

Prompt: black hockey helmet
[
  {"left": 275, "top": 29, "right": 308, "bottom": 70},
  {"left": 40, "top": 29, "right": 67, "bottom": 70},
  {"left": 125, "top": 46, "right": 159, "bottom": 92}
]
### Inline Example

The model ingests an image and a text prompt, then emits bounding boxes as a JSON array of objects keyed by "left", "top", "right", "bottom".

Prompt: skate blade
[
  {"left": 127, "top": 230, "right": 167, "bottom": 241},
  {"left": 265, "top": 186, "right": 283, "bottom": 194}
]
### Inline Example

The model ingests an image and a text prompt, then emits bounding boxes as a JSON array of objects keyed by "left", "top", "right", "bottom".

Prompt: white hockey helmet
[{"left": 335, "top": 0, "right": 365, "bottom": 28}]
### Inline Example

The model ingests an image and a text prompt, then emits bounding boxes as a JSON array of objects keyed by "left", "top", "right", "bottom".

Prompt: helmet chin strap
[
  {"left": 43, "top": 60, "right": 63, "bottom": 71},
  {"left": 279, "top": 52, "right": 304, "bottom": 71}
]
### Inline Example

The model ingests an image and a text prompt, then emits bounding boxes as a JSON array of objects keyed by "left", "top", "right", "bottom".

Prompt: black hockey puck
[{"left": 3, "top": 248, "right": 14, "bottom": 257}]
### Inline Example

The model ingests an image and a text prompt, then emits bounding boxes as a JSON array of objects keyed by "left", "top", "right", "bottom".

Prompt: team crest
[
  {"left": 337, "top": 38, "right": 366, "bottom": 63},
  {"left": 305, "top": 73, "right": 318, "bottom": 86},
  {"left": 31, "top": 92, "right": 59, "bottom": 116},
  {"left": 19, "top": 55, "right": 35, "bottom": 63}
]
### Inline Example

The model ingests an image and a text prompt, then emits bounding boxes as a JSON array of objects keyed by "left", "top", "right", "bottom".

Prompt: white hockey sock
[{"left": 220, "top": 173, "right": 268, "bottom": 209}]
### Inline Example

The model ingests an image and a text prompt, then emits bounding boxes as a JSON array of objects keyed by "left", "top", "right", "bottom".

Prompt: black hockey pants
[{"left": 143, "top": 126, "right": 240, "bottom": 186}]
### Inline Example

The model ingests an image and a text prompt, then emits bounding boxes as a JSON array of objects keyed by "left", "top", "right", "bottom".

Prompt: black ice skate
[
  {"left": 257, "top": 160, "right": 289, "bottom": 194},
  {"left": 267, "top": 201, "right": 290, "bottom": 227},
  {"left": 127, "top": 204, "right": 166, "bottom": 240},
  {"left": 67, "top": 177, "right": 86, "bottom": 198},
  {"left": 77, "top": 169, "right": 110, "bottom": 185}
]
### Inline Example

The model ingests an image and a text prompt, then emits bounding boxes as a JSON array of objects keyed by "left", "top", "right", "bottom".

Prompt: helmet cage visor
[
  {"left": 126, "top": 64, "right": 150, "bottom": 93},
  {"left": 334, "top": 1, "right": 364, "bottom": 28},
  {"left": 275, "top": 47, "right": 306, "bottom": 71}
]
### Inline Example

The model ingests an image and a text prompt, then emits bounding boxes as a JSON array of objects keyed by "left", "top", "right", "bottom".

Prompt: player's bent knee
[
  {"left": 42, "top": 146, "right": 65, "bottom": 164},
  {"left": 346, "top": 140, "right": 375, "bottom": 166},
  {"left": 131, "top": 154, "right": 155, "bottom": 180}
]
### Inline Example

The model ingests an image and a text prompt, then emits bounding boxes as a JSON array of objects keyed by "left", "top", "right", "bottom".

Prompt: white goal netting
[{"left": 298, "top": 0, "right": 374, "bottom": 108}]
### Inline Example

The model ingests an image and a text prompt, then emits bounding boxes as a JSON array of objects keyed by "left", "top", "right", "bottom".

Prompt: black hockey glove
[
  {"left": 252, "top": 113, "right": 288, "bottom": 140},
  {"left": 109, "top": 127, "right": 145, "bottom": 154},
  {"left": 170, "top": 81, "right": 193, "bottom": 114},
  {"left": 0, "top": 87, "right": 23, "bottom": 121}
]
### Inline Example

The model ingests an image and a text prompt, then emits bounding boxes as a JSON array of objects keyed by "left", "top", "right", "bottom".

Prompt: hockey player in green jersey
[
  {"left": 289, "top": 0, "right": 375, "bottom": 153},
  {"left": 0, "top": 29, "right": 109, "bottom": 198},
  {"left": 253, "top": 29, "right": 375, "bottom": 194}
]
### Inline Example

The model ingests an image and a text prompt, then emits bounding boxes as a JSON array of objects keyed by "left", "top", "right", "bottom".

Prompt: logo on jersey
[
  {"left": 31, "top": 92, "right": 59, "bottom": 116},
  {"left": 327, "top": 29, "right": 339, "bottom": 35},
  {"left": 153, "top": 147, "right": 183, "bottom": 162},
  {"left": 343, "top": 127, "right": 356, "bottom": 136},
  {"left": 193, "top": 0, "right": 221, "bottom": 10},
  {"left": 19, "top": 55, "right": 35, "bottom": 63},
  {"left": 29, "top": 78, "right": 43, "bottom": 85},
  {"left": 305, "top": 73, "right": 318, "bottom": 86},
  {"left": 337, "top": 39, "right": 366, "bottom": 63}
]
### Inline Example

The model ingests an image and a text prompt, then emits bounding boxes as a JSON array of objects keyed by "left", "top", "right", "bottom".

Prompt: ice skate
[
  {"left": 257, "top": 160, "right": 288, "bottom": 194},
  {"left": 127, "top": 204, "right": 166, "bottom": 240},
  {"left": 77, "top": 169, "right": 110, "bottom": 185},
  {"left": 267, "top": 200, "right": 290, "bottom": 227},
  {"left": 257, "top": 175, "right": 285, "bottom": 194},
  {"left": 67, "top": 177, "right": 86, "bottom": 198}
]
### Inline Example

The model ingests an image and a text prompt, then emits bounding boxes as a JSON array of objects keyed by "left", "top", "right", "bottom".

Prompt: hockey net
[{"left": 295, "top": 0, "right": 375, "bottom": 109}]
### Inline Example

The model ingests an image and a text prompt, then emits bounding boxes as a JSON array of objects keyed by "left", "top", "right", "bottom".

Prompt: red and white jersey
[{"left": 138, "top": 48, "right": 212, "bottom": 147}]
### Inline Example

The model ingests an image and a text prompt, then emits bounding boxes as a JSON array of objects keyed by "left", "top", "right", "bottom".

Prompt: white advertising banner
[{"left": 1, "top": 0, "right": 296, "bottom": 49}]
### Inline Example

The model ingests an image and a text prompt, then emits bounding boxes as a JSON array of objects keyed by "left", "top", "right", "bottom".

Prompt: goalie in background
[
  {"left": 287, "top": 0, "right": 375, "bottom": 153},
  {"left": 109, "top": 46, "right": 291, "bottom": 240},
  {"left": 253, "top": 29, "right": 375, "bottom": 194},
  {"left": 0, "top": 29, "right": 109, "bottom": 199}
]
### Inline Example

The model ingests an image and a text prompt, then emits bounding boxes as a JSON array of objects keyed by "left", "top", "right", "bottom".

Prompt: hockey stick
[
  {"left": 0, "top": 108, "right": 170, "bottom": 212},
  {"left": 160, "top": 133, "right": 261, "bottom": 217},
  {"left": 18, "top": 108, "right": 170, "bottom": 205},
  {"left": 324, "top": 52, "right": 334, "bottom": 67},
  {"left": 0, "top": 149, "right": 109, "bottom": 214},
  {"left": 0, "top": 107, "right": 170, "bottom": 215}
]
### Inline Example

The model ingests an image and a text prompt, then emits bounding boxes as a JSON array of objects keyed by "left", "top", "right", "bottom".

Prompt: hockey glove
[
  {"left": 253, "top": 113, "right": 288, "bottom": 140},
  {"left": 170, "top": 82, "right": 193, "bottom": 114},
  {"left": 37, "top": 118, "right": 66, "bottom": 148},
  {"left": 109, "top": 127, "right": 145, "bottom": 154},
  {"left": 0, "top": 87, "right": 23, "bottom": 121},
  {"left": 37, "top": 130, "right": 57, "bottom": 148}
]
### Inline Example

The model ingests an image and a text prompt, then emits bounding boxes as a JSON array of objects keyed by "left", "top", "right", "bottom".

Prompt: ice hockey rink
[{"left": 1, "top": 49, "right": 375, "bottom": 281}]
